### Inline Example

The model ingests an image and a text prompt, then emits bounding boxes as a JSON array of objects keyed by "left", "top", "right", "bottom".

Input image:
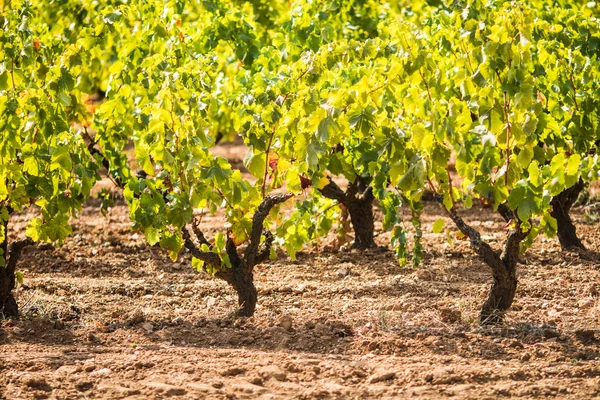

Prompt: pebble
[
  {"left": 577, "top": 298, "right": 595, "bottom": 309},
  {"left": 285, "top": 363, "right": 302, "bottom": 373},
  {"left": 206, "top": 297, "right": 218, "bottom": 308},
  {"left": 278, "top": 314, "right": 293, "bottom": 331},
  {"left": 446, "top": 384, "right": 475, "bottom": 394},
  {"left": 314, "top": 323, "right": 332, "bottom": 336},
  {"left": 424, "top": 367, "right": 460, "bottom": 384},
  {"left": 97, "top": 384, "right": 140, "bottom": 396},
  {"left": 231, "top": 381, "right": 266, "bottom": 394},
  {"left": 259, "top": 365, "right": 287, "bottom": 381},
  {"left": 141, "top": 322, "right": 153, "bottom": 332},
  {"left": 367, "top": 371, "right": 396, "bottom": 384},
  {"left": 249, "top": 376, "right": 264, "bottom": 385},
  {"left": 335, "top": 267, "right": 350, "bottom": 278},
  {"left": 134, "top": 361, "right": 155, "bottom": 369},
  {"left": 55, "top": 365, "right": 81, "bottom": 375},
  {"left": 23, "top": 376, "right": 50, "bottom": 391},
  {"left": 90, "top": 368, "right": 112, "bottom": 377},
  {"left": 494, "top": 383, "right": 512, "bottom": 396},
  {"left": 83, "top": 364, "right": 96, "bottom": 372},
  {"left": 220, "top": 367, "right": 246, "bottom": 377},
  {"left": 186, "top": 382, "right": 214, "bottom": 393},
  {"left": 75, "top": 380, "right": 94, "bottom": 392},
  {"left": 439, "top": 307, "right": 462, "bottom": 324},
  {"left": 143, "top": 381, "right": 187, "bottom": 396}
]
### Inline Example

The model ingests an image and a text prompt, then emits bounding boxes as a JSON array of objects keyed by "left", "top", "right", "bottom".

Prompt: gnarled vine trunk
[
  {"left": 479, "top": 230, "right": 521, "bottom": 325},
  {"left": 229, "top": 266, "right": 258, "bottom": 317},
  {"left": 551, "top": 179, "right": 585, "bottom": 250},
  {"left": 346, "top": 193, "right": 376, "bottom": 250},
  {"left": 0, "top": 218, "right": 33, "bottom": 319},
  {"left": 184, "top": 193, "right": 292, "bottom": 317},
  {"left": 0, "top": 238, "right": 19, "bottom": 318},
  {"left": 449, "top": 204, "right": 527, "bottom": 325},
  {"left": 224, "top": 235, "right": 258, "bottom": 317},
  {"left": 320, "top": 177, "right": 377, "bottom": 250}
]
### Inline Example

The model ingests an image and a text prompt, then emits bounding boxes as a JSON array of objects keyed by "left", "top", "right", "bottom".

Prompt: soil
[{"left": 2, "top": 144, "right": 600, "bottom": 399}]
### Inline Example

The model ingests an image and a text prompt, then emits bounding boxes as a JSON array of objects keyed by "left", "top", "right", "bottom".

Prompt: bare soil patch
[{"left": 2, "top": 148, "right": 600, "bottom": 399}]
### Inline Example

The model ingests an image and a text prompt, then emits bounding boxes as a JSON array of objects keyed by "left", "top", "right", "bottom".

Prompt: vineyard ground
[{"left": 1, "top": 149, "right": 600, "bottom": 399}]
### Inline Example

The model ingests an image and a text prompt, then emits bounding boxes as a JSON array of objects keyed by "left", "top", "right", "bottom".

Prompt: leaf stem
[
  {"left": 418, "top": 70, "right": 432, "bottom": 102},
  {"left": 261, "top": 126, "right": 276, "bottom": 198},
  {"left": 10, "top": 57, "right": 16, "bottom": 90},
  {"left": 503, "top": 91, "right": 511, "bottom": 186},
  {"left": 568, "top": 69, "right": 579, "bottom": 112},
  {"left": 460, "top": 42, "right": 474, "bottom": 76},
  {"left": 296, "top": 66, "right": 311, "bottom": 82},
  {"left": 82, "top": 126, "right": 121, "bottom": 189},
  {"left": 447, "top": 168, "right": 456, "bottom": 207},
  {"left": 426, "top": 176, "right": 439, "bottom": 197},
  {"left": 215, "top": 187, "right": 233, "bottom": 210},
  {"left": 170, "top": 94, "right": 186, "bottom": 189}
]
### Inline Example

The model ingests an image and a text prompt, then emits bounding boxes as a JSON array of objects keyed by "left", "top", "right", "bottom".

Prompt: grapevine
[{"left": 0, "top": 0, "right": 598, "bottom": 325}]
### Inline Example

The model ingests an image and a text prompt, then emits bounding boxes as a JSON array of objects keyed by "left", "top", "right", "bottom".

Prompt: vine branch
[
  {"left": 568, "top": 69, "right": 579, "bottom": 112},
  {"left": 503, "top": 91, "right": 511, "bottom": 186},
  {"left": 418, "top": 70, "right": 432, "bottom": 102},
  {"left": 262, "top": 126, "right": 276, "bottom": 198},
  {"left": 244, "top": 192, "right": 293, "bottom": 268}
]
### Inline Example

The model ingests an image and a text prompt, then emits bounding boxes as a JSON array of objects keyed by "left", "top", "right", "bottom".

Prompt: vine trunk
[{"left": 551, "top": 180, "right": 585, "bottom": 250}]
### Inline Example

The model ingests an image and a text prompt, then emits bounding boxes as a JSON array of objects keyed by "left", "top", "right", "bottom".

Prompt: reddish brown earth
[{"left": 2, "top": 150, "right": 600, "bottom": 399}]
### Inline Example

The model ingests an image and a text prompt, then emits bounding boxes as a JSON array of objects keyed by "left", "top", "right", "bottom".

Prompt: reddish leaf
[
  {"left": 299, "top": 175, "right": 312, "bottom": 189},
  {"left": 268, "top": 153, "right": 278, "bottom": 171}
]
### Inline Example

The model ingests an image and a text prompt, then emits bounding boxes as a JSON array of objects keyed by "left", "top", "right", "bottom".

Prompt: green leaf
[
  {"left": 16, "top": 271, "right": 23, "bottom": 285},
  {"left": 0, "top": 207, "right": 9, "bottom": 222},
  {"left": 159, "top": 231, "right": 183, "bottom": 261},
  {"left": 432, "top": 218, "right": 445, "bottom": 233},
  {"left": 285, "top": 166, "right": 303, "bottom": 194},
  {"left": 23, "top": 157, "right": 40, "bottom": 176},
  {"left": 517, "top": 200, "right": 532, "bottom": 222},
  {"left": 317, "top": 116, "right": 339, "bottom": 142},
  {"left": 50, "top": 152, "right": 72, "bottom": 173},
  {"left": 44, "top": 213, "right": 72, "bottom": 242},
  {"left": 191, "top": 257, "right": 205, "bottom": 272},
  {"left": 507, "top": 184, "right": 526, "bottom": 210},
  {"left": 566, "top": 154, "right": 581, "bottom": 177},
  {"left": 57, "top": 92, "right": 71, "bottom": 107},
  {"left": 397, "top": 156, "right": 425, "bottom": 192},
  {"left": 102, "top": 10, "right": 123, "bottom": 24},
  {"left": 136, "top": 146, "right": 155, "bottom": 176},
  {"left": 26, "top": 218, "right": 44, "bottom": 242},
  {"left": 517, "top": 147, "right": 534, "bottom": 169},
  {"left": 0, "top": 178, "right": 7, "bottom": 202},
  {"left": 244, "top": 150, "right": 266, "bottom": 179},
  {"left": 214, "top": 232, "right": 226, "bottom": 252},
  {"left": 412, "top": 124, "right": 433, "bottom": 151},
  {"left": 144, "top": 227, "right": 160, "bottom": 246},
  {"left": 528, "top": 161, "right": 542, "bottom": 188}
]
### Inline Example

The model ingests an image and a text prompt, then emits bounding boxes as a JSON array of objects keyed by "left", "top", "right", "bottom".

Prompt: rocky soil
[{"left": 1, "top": 151, "right": 600, "bottom": 399}]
